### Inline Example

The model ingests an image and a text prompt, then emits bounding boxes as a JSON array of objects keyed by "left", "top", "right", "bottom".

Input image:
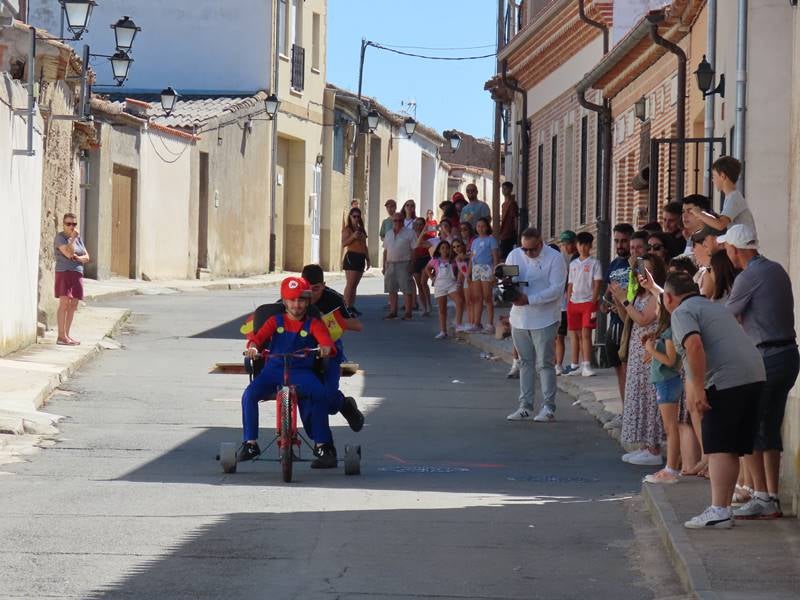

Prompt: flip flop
[
  {"left": 68, "top": 339, "right": 81, "bottom": 346},
  {"left": 56, "top": 339, "right": 71, "bottom": 346}
]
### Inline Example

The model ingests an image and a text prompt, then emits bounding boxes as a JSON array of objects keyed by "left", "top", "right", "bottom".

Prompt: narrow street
[{"left": 0, "top": 279, "right": 684, "bottom": 600}]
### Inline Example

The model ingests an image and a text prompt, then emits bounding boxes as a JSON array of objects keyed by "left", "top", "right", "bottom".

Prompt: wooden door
[{"left": 111, "top": 167, "right": 134, "bottom": 277}]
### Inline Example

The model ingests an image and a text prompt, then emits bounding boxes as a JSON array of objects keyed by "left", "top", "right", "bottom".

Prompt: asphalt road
[{"left": 0, "top": 277, "right": 685, "bottom": 599}]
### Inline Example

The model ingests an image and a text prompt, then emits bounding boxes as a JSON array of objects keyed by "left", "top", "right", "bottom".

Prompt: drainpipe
[
  {"left": 501, "top": 60, "right": 529, "bottom": 233},
  {"left": 576, "top": 0, "right": 611, "bottom": 357},
  {"left": 576, "top": 0, "right": 610, "bottom": 273},
  {"left": 648, "top": 13, "right": 686, "bottom": 206},
  {"left": 268, "top": 4, "right": 280, "bottom": 273},
  {"left": 704, "top": 0, "right": 717, "bottom": 198},
  {"left": 734, "top": 0, "right": 747, "bottom": 187}
]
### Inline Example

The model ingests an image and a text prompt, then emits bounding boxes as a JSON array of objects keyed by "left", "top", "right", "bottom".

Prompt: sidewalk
[
  {"left": 454, "top": 312, "right": 800, "bottom": 600},
  {"left": 0, "top": 269, "right": 350, "bottom": 467}
]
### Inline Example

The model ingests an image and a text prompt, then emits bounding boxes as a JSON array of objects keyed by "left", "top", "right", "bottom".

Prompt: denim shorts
[{"left": 654, "top": 376, "right": 682, "bottom": 405}]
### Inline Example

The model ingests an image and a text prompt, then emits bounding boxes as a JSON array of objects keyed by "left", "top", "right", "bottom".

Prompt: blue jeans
[
  {"left": 511, "top": 323, "right": 558, "bottom": 412},
  {"left": 654, "top": 376, "right": 682, "bottom": 405}
]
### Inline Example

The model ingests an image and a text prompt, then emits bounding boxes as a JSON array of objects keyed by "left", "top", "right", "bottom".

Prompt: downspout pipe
[
  {"left": 704, "top": 0, "right": 717, "bottom": 198},
  {"left": 734, "top": 0, "right": 747, "bottom": 186},
  {"left": 576, "top": 0, "right": 612, "bottom": 356},
  {"left": 648, "top": 14, "right": 686, "bottom": 208},
  {"left": 501, "top": 59, "right": 529, "bottom": 233}
]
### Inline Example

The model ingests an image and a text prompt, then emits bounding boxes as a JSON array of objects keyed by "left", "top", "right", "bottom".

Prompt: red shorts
[
  {"left": 567, "top": 300, "right": 597, "bottom": 331},
  {"left": 54, "top": 270, "right": 84, "bottom": 300}
]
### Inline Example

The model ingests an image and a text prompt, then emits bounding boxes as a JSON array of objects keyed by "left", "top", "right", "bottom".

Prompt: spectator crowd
[{"left": 374, "top": 155, "right": 797, "bottom": 531}]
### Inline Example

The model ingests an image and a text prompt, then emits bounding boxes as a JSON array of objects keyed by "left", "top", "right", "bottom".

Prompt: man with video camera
[{"left": 503, "top": 228, "right": 568, "bottom": 423}]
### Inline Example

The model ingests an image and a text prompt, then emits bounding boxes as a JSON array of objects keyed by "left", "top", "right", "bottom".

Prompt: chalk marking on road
[
  {"left": 378, "top": 465, "right": 470, "bottom": 473},
  {"left": 384, "top": 453, "right": 410, "bottom": 464}
]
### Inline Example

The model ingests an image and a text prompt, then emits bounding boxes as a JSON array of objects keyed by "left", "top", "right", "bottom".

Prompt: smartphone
[{"left": 633, "top": 256, "right": 645, "bottom": 275}]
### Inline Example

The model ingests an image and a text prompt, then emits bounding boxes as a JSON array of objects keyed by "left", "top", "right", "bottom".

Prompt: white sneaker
[
  {"left": 627, "top": 451, "right": 664, "bottom": 466},
  {"left": 580, "top": 365, "right": 595, "bottom": 377},
  {"left": 533, "top": 406, "right": 555, "bottom": 422},
  {"left": 506, "top": 360, "right": 520, "bottom": 379},
  {"left": 684, "top": 506, "right": 734, "bottom": 529},
  {"left": 434, "top": 331, "right": 447, "bottom": 339},
  {"left": 555, "top": 364, "right": 563, "bottom": 376},
  {"left": 506, "top": 407, "right": 531, "bottom": 421},
  {"left": 621, "top": 449, "right": 648, "bottom": 463},
  {"left": 733, "top": 496, "right": 782, "bottom": 520},
  {"left": 565, "top": 364, "right": 581, "bottom": 376}
]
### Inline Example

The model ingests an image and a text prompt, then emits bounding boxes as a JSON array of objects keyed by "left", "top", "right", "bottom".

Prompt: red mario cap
[{"left": 280, "top": 276, "right": 311, "bottom": 300}]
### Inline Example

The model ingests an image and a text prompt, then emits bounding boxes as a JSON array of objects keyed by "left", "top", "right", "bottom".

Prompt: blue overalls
[{"left": 241, "top": 315, "right": 335, "bottom": 445}]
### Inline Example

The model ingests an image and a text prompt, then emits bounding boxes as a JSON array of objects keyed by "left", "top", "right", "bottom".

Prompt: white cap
[{"left": 717, "top": 224, "right": 759, "bottom": 250}]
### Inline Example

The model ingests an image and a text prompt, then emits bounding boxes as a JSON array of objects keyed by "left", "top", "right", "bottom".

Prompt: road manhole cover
[
  {"left": 506, "top": 475, "right": 599, "bottom": 483},
  {"left": 378, "top": 466, "right": 470, "bottom": 473}
]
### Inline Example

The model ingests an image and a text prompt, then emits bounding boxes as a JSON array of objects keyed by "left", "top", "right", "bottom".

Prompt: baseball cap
[
  {"left": 717, "top": 224, "right": 759, "bottom": 250},
  {"left": 280, "top": 276, "right": 311, "bottom": 300},
  {"left": 559, "top": 230, "right": 577, "bottom": 243}
]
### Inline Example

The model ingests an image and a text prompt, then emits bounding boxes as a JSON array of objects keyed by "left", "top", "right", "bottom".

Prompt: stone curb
[
  {"left": 642, "top": 485, "right": 719, "bottom": 600},
  {"left": 32, "top": 308, "right": 132, "bottom": 411},
  {"left": 454, "top": 330, "right": 714, "bottom": 600}
]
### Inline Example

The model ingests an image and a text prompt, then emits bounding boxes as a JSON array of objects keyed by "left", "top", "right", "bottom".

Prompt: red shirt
[{"left": 247, "top": 314, "right": 336, "bottom": 354}]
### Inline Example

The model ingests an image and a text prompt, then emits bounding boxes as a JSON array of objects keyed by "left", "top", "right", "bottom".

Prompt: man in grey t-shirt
[
  {"left": 722, "top": 225, "right": 799, "bottom": 519},
  {"left": 662, "top": 271, "right": 764, "bottom": 529}
]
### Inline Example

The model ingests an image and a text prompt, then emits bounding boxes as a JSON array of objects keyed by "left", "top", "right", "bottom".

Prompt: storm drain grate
[
  {"left": 378, "top": 466, "right": 471, "bottom": 474},
  {"left": 506, "top": 475, "right": 599, "bottom": 483}
]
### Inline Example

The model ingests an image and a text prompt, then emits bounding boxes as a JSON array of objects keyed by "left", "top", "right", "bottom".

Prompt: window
[
  {"left": 291, "top": 0, "right": 303, "bottom": 47},
  {"left": 563, "top": 125, "right": 574, "bottom": 229},
  {"left": 333, "top": 111, "right": 346, "bottom": 173},
  {"left": 579, "top": 116, "right": 588, "bottom": 224},
  {"left": 536, "top": 143, "right": 544, "bottom": 231},
  {"left": 312, "top": 12, "right": 321, "bottom": 71},
  {"left": 550, "top": 135, "right": 558, "bottom": 238},
  {"left": 278, "top": 0, "right": 287, "bottom": 55}
]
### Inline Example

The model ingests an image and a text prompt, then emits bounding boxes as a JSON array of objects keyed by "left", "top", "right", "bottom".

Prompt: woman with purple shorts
[{"left": 54, "top": 213, "right": 90, "bottom": 345}]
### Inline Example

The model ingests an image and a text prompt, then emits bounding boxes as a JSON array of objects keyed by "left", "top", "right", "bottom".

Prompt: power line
[
  {"left": 379, "top": 43, "right": 496, "bottom": 51},
  {"left": 370, "top": 42, "right": 495, "bottom": 61}
]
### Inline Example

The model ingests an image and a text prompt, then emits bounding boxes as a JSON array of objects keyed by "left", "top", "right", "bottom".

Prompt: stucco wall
[
  {"left": 137, "top": 127, "right": 193, "bottom": 279},
  {"left": 27, "top": 0, "right": 273, "bottom": 92},
  {"left": 0, "top": 74, "right": 44, "bottom": 356}
]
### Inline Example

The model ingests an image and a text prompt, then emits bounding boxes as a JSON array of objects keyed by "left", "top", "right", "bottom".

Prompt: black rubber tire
[
  {"left": 279, "top": 387, "right": 293, "bottom": 483},
  {"left": 344, "top": 444, "right": 361, "bottom": 476}
]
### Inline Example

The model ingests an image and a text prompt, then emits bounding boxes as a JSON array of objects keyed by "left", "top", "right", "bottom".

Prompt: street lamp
[
  {"left": 110, "top": 51, "right": 133, "bottom": 85},
  {"left": 160, "top": 87, "right": 178, "bottom": 116},
  {"left": 265, "top": 94, "right": 280, "bottom": 119},
  {"left": 366, "top": 109, "right": 379, "bottom": 133},
  {"left": 634, "top": 96, "right": 647, "bottom": 122},
  {"left": 695, "top": 55, "right": 725, "bottom": 98},
  {"left": 403, "top": 117, "right": 417, "bottom": 137},
  {"left": 60, "top": 0, "right": 96, "bottom": 39},
  {"left": 111, "top": 16, "right": 141, "bottom": 52},
  {"left": 444, "top": 130, "right": 462, "bottom": 152}
]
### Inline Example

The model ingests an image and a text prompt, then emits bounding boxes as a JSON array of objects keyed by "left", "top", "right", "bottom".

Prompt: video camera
[{"left": 494, "top": 263, "right": 527, "bottom": 303}]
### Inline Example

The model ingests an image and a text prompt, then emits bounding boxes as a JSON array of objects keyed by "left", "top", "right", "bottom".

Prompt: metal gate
[{"left": 648, "top": 137, "right": 727, "bottom": 220}]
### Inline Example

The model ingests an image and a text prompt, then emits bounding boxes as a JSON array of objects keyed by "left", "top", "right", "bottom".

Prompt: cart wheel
[
  {"left": 344, "top": 444, "right": 361, "bottom": 476},
  {"left": 280, "top": 390, "right": 293, "bottom": 483},
  {"left": 220, "top": 442, "right": 237, "bottom": 474}
]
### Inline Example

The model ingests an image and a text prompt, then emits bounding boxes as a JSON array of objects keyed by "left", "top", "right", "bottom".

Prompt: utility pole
[{"left": 493, "top": 0, "right": 504, "bottom": 231}]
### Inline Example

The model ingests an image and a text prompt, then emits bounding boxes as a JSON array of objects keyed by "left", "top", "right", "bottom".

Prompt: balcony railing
[{"left": 291, "top": 44, "right": 305, "bottom": 92}]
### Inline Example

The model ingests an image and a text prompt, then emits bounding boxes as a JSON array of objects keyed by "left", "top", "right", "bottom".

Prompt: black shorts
[
  {"left": 557, "top": 311, "right": 568, "bottom": 337},
  {"left": 412, "top": 256, "right": 429, "bottom": 275},
  {"left": 754, "top": 346, "right": 799, "bottom": 451},
  {"left": 701, "top": 382, "right": 762, "bottom": 455},
  {"left": 343, "top": 251, "right": 367, "bottom": 272},
  {"left": 604, "top": 319, "right": 623, "bottom": 368}
]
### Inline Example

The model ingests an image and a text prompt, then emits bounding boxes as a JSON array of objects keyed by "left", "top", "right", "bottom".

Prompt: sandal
[
  {"left": 732, "top": 485, "right": 753, "bottom": 505},
  {"left": 56, "top": 338, "right": 71, "bottom": 346},
  {"left": 383, "top": 313, "right": 398, "bottom": 320},
  {"left": 682, "top": 460, "right": 708, "bottom": 477}
]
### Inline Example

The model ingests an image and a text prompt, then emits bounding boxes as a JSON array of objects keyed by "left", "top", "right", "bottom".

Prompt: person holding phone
[
  {"left": 54, "top": 212, "right": 90, "bottom": 346},
  {"left": 342, "top": 207, "right": 369, "bottom": 315}
]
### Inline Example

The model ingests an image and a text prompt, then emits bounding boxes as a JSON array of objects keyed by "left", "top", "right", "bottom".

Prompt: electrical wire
[
  {"left": 369, "top": 42, "right": 495, "bottom": 60},
  {"left": 145, "top": 128, "right": 192, "bottom": 164},
  {"left": 378, "top": 43, "right": 496, "bottom": 51}
]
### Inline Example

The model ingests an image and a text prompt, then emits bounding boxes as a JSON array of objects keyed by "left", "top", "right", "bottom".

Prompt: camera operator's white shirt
[{"left": 505, "top": 245, "right": 567, "bottom": 330}]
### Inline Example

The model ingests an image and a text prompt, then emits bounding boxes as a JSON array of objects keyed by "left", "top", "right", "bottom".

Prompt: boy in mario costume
[{"left": 240, "top": 276, "right": 343, "bottom": 468}]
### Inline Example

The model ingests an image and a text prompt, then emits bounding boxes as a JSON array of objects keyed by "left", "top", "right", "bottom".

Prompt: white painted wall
[
  {"left": 27, "top": 0, "right": 273, "bottom": 92},
  {"left": 396, "top": 139, "right": 422, "bottom": 210},
  {"left": 526, "top": 36, "right": 604, "bottom": 116},
  {"left": 137, "top": 127, "right": 193, "bottom": 279},
  {"left": 713, "top": 0, "right": 793, "bottom": 266},
  {"left": 611, "top": 0, "right": 670, "bottom": 45},
  {"left": 0, "top": 74, "right": 44, "bottom": 356}
]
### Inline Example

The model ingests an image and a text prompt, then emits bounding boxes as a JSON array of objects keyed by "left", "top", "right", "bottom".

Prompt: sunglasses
[
  {"left": 648, "top": 244, "right": 664, "bottom": 251},
  {"left": 522, "top": 247, "right": 539, "bottom": 254},
  {"left": 64, "top": 222, "right": 77, "bottom": 226}
]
